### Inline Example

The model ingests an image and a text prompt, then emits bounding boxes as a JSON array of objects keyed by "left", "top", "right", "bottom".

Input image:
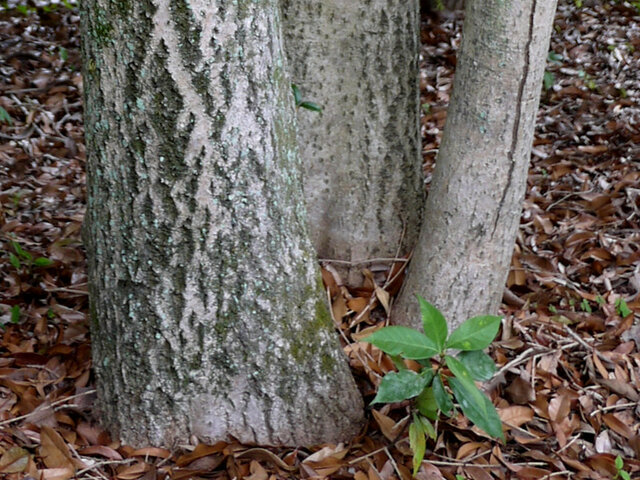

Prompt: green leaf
[
  {"left": 10, "top": 305, "right": 20, "bottom": 324},
  {"left": 363, "top": 326, "right": 439, "bottom": 359},
  {"left": 615, "top": 456, "right": 624, "bottom": 470},
  {"left": 457, "top": 350, "right": 496, "bottom": 381},
  {"left": 11, "top": 241, "right": 32, "bottom": 261},
  {"left": 448, "top": 376, "right": 504, "bottom": 440},
  {"left": 372, "top": 369, "right": 430, "bottom": 404},
  {"left": 416, "top": 386, "right": 438, "bottom": 420},
  {"left": 417, "top": 296, "right": 447, "bottom": 353},
  {"left": 432, "top": 373, "right": 453, "bottom": 415},
  {"left": 299, "top": 101, "right": 323, "bottom": 113},
  {"left": 33, "top": 257, "right": 54, "bottom": 267},
  {"left": 59, "top": 46, "right": 68, "bottom": 62},
  {"left": 409, "top": 419, "right": 426, "bottom": 476},
  {"left": 620, "top": 471, "right": 631, "bottom": 480},
  {"left": 446, "top": 315, "right": 501, "bottom": 351},
  {"left": 0, "top": 106, "right": 12, "bottom": 125},
  {"left": 416, "top": 414, "right": 437, "bottom": 440},
  {"left": 9, "top": 253, "right": 20, "bottom": 270},
  {"left": 445, "top": 356, "right": 485, "bottom": 408},
  {"left": 547, "top": 51, "right": 563, "bottom": 63},
  {"left": 291, "top": 84, "right": 302, "bottom": 105},
  {"left": 543, "top": 71, "right": 555, "bottom": 91},
  {"left": 615, "top": 298, "right": 632, "bottom": 318}
]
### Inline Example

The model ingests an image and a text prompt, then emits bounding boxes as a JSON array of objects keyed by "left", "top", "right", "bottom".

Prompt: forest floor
[{"left": 0, "top": 1, "right": 639, "bottom": 479}]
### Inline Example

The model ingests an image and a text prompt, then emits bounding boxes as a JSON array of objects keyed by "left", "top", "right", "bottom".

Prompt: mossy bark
[
  {"left": 80, "top": 0, "right": 363, "bottom": 447},
  {"left": 394, "top": 0, "right": 557, "bottom": 329},
  {"left": 281, "top": 0, "right": 424, "bottom": 283}
]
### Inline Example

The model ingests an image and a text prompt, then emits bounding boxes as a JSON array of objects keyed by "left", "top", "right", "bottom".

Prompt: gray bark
[
  {"left": 81, "top": 0, "right": 363, "bottom": 447},
  {"left": 281, "top": 0, "right": 424, "bottom": 283},
  {"left": 393, "top": 0, "right": 557, "bottom": 329}
]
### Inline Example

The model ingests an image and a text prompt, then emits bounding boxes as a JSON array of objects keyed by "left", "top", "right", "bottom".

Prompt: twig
[
  {"left": 383, "top": 447, "right": 403, "bottom": 479},
  {"left": 589, "top": 401, "right": 638, "bottom": 417},
  {"left": 75, "top": 458, "right": 136, "bottom": 477},
  {"left": 0, "top": 389, "right": 96, "bottom": 427}
]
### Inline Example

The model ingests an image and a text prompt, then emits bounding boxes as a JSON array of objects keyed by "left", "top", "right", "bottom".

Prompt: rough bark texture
[
  {"left": 281, "top": 0, "right": 424, "bottom": 283},
  {"left": 393, "top": 0, "right": 557, "bottom": 329},
  {"left": 81, "top": 0, "right": 363, "bottom": 447}
]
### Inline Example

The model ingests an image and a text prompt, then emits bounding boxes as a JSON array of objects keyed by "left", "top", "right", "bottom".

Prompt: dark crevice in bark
[{"left": 492, "top": 0, "right": 537, "bottom": 235}]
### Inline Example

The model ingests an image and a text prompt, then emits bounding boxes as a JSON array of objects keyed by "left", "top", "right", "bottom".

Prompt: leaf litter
[{"left": 0, "top": 1, "right": 639, "bottom": 479}]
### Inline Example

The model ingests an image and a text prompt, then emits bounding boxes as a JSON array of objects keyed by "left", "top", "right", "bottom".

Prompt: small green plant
[
  {"left": 580, "top": 298, "right": 592, "bottom": 313},
  {"left": 364, "top": 297, "right": 503, "bottom": 475},
  {"left": 542, "top": 71, "right": 555, "bottom": 92},
  {"left": 578, "top": 69, "right": 597, "bottom": 91},
  {"left": 615, "top": 298, "right": 632, "bottom": 318},
  {"left": 291, "top": 84, "right": 322, "bottom": 113},
  {"left": 615, "top": 455, "right": 631, "bottom": 480},
  {"left": 7, "top": 240, "right": 54, "bottom": 273},
  {"left": 10, "top": 305, "right": 20, "bottom": 324},
  {"left": 0, "top": 106, "right": 12, "bottom": 125}
]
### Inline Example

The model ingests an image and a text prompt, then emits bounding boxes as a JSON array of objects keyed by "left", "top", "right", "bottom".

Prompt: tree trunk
[
  {"left": 393, "top": 0, "right": 557, "bottom": 329},
  {"left": 81, "top": 0, "right": 363, "bottom": 447},
  {"left": 281, "top": 0, "right": 424, "bottom": 284}
]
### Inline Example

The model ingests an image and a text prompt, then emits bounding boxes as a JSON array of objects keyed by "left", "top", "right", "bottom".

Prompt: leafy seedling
[
  {"left": 615, "top": 298, "right": 632, "bottom": 318},
  {"left": 615, "top": 455, "right": 631, "bottom": 480},
  {"left": 8, "top": 240, "right": 54, "bottom": 273},
  {"left": 364, "top": 296, "right": 503, "bottom": 475},
  {"left": 580, "top": 298, "right": 592, "bottom": 313},
  {"left": 291, "top": 84, "right": 323, "bottom": 113},
  {"left": 0, "top": 106, "right": 12, "bottom": 125}
]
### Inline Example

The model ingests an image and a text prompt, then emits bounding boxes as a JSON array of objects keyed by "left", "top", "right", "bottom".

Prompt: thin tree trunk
[
  {"left": 81, "top": 0, "right": 363, "bottom": 447},
  {"left": 281, "top": 0, "right": 424, "bottom": 284},
  {"left": 393, "top": 0, "right": 557, "bottom": 329}
]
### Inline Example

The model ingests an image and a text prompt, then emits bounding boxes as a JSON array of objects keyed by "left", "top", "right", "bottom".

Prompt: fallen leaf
[{"left": 0, "top": 446, "right": 29, "bottom": 473}]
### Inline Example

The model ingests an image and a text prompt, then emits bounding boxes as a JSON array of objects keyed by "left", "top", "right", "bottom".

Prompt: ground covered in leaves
[{"left": 1, "top": 1, "right": 640, "bottom": 479}]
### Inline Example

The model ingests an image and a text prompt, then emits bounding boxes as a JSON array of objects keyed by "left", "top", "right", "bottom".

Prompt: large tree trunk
[
  {"left": 81, "top": 0, "right": 363, "bottom": 447},
  {"left": 281, "top": 0, "right": 424, "bottom": 284},
  {"left": 393, "top": 0, "right": 557, "bottom": 329}
]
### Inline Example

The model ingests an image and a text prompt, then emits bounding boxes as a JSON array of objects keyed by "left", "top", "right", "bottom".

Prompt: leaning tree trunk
[
  {"left": 281, "top": 0, "right": 424, "bottom": 284},
  {"left": 393, "top": 0, "right": 557, "bottom": 329},
  {"left": 81, "top": 0, "right": 363, "bottom": 447}
]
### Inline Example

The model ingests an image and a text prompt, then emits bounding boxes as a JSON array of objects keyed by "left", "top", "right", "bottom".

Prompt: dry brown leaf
[
  {"left": 505, "top": 376, "right": 536, "bottom": 404},
  {"left": 499, "top": 406, "right": 534, "bottom": 429},
  {"left": 332, "top": 294, "right": 348, "bottom": 321},
  {"left": 374, "top": 287, "right": 390, "bottom": 315},
  {"left": 347, "top": 297, "right": 369, "bottom": 314},
  {"left": 0, "top": 446, "right": 29, "bottom": 473},
  {"left": 39, "top": 425, "right": 75, "bottom": 471},
  {"left": 243, "top": 460, "right": 268, "bottom": 480},
  {"left": 304, "top": 443, "right": 347, "bottom": 463},
  {"left": 548, "top": 395, "right": 571, "bottom": 422},
  {"left": 117, "top": 461, "right": 150, "bottom": 480},
  {"left": 38, "top": 467, "right": 75, "bottom": 480},
  {"left": 77, "top": 445, "right": 123, "bottom": 460},
  {"left": 235, "top": 448, "right": 296, "bottom": 472},
  {"left": 175, "top": 442, "right": 227, "bottom": 467}
]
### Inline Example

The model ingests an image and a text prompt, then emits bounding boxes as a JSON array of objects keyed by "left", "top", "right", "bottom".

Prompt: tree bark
[
  {"left": 281, "top": 0, "right": 424, "bottom": 284},
  {"left": 81, "top": 0, "right": 363, "bottom": 447},
  {"left": 393, "top": 0, "right": 557, "bottom": 329}
]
